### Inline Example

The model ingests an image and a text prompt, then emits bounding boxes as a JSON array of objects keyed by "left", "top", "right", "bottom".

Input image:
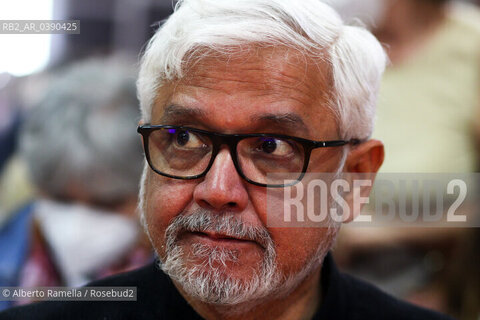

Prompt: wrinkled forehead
[
  {"left": 151, "top": 47, "right": 338, "bottom": 135},
  {"left": 182, "top": 46, "right": 332, "bottom": 88}
]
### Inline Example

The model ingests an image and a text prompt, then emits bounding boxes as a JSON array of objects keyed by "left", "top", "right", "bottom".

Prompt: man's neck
[{"left": 176, "top": 266, "right": 322, "bottom": 320}]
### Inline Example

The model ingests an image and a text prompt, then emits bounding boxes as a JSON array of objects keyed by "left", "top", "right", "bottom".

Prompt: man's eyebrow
[
  {"left": 159, "top": 105, "right": 208, "bottom": 123},
  {"left": 158, "top": 106, "right": 309, "bottom": 135},
  {"left": 251, "top": 113, "right": 309, "bottom": 135}
]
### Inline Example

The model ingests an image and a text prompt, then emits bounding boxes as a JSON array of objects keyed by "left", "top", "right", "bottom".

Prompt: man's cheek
[
  {"left": 272, "top": 228, "right": 330, "bottom": 273},
  {"left": 247, "top": 187, "right": 268, "bottom": 225},
  {"left": 145, "top": 176, "right": 196, "bottom": 235}
]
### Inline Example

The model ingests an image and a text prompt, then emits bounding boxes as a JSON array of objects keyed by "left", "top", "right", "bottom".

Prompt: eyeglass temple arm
[{"left": 313, "top": 138, "right": 365, "bottom": 148}]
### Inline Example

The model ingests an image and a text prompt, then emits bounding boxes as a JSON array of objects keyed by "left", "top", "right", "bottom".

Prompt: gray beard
[
  {"left": 159, "top": 211, "right": 280, "bottom": 305},
  {"left": 150, "top": 210, "right": 338, "bottom": 307}
]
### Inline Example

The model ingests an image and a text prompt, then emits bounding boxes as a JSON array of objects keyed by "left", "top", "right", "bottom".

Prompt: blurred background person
[
  {"left": 0, "top": 57, "right": 152, "bottom": 311},
  {"left": 0, "top": 72, "right": 50, "bottom": 234},
  {"left": 0, "top": 0, "right": 175, "bottom": 228},
  {"left": 374, "top": 0, "right": 480, "bottom": 172},
  {"left": 326, "top": 0, "right": 480, "bottom": 319},
  {"left": 0, "top": 0, "right": 176, "bottom": 312}
]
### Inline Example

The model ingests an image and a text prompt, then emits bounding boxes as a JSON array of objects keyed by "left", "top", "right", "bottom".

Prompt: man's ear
[
  {"left": 345, "top": 139, "right": 384, "bottom": 174},
  {"left": 341, "top": 139, "right": 384, "bottom": 223}
]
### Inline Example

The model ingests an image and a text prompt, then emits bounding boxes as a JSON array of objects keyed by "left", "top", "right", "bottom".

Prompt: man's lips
[
  {"left": 181, "top": 231, "right": 262, "bottom": 247},
  {"left": 200, "top": 231, "right": 246, "bottom": 240}
]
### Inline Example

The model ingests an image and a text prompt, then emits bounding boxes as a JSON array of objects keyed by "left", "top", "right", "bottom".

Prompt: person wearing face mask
[{"left": 0, "top": 57, "right": 152, "bottom": 311}]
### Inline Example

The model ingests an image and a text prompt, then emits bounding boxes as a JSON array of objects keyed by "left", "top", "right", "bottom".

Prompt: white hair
[
  {"left": 137, "top": 0, "right": 387, "bottom": 140},
  {"left": 21, "top": 57, "right": 143, "bottom": 202}
]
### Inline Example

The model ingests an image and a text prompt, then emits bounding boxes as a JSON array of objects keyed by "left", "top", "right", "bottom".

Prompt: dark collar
[{"left": 314, "top": 252, "right": 349, "bottom": 320}]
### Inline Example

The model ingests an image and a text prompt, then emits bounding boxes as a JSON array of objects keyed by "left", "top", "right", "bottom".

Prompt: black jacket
[{"left": 0, "top": 253, "right": 454, "bottom": 319}]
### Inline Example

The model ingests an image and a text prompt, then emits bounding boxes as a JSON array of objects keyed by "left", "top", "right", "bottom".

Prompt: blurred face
[{"left": 140, "top": 48, "right": 344, "bottom": 305}]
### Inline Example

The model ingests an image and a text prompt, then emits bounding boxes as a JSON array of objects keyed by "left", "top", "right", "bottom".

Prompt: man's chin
[
  {"left": 173, "top": 268, "right": 275, "bottom": 306},
  {"left": 159, "top": 244, "right": 281, "bottom": 306},
  {"left": 184, "top": 256, "right": 259, "bottom": 280}
]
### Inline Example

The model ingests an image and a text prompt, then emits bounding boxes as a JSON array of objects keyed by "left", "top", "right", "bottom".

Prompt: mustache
[{"left": 165, "top": 209, "right": 273, "bottom": 250}]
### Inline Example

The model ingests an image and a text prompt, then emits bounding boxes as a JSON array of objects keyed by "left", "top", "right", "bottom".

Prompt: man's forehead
[
  {"left": 151, "top": 47, "right": 337, "bottom": 137},
  {"left": 181, "top": 47, "right": 332, "bottom": 92}
]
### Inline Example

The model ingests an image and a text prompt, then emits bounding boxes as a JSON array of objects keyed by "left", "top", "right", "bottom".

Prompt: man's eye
[
  {"left": 173, "top": 130, "right": 205, "bottom": 149},
  {"left": 257, "top": 138, "right": 294, "bottom": 156}
]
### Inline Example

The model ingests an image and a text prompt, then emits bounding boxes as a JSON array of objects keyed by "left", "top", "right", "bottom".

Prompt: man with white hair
[{"left": 1, "top": 0, "right": 452, "bottom": 319}]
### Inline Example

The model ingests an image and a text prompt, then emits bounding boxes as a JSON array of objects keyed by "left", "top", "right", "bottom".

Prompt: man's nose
[{"left": 193, "top": 147, "right": 249, "bottom": 211}]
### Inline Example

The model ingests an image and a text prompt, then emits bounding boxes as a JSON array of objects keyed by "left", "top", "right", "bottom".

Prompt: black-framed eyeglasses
[{"left": 137, "top": 125, "right": 360, "bottom": 188}]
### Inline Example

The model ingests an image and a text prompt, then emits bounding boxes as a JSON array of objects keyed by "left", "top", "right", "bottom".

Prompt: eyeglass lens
[{"left": 147, "top": 127, "right": 305, "bottom": 185}]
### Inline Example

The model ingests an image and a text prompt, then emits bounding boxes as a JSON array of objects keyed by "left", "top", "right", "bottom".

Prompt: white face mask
[
  {"left": 324, "top": 0, "right": 387, "bottom": 28},
  {"left": 34, "top": 199, "right": 139, "bottom": 287}
]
